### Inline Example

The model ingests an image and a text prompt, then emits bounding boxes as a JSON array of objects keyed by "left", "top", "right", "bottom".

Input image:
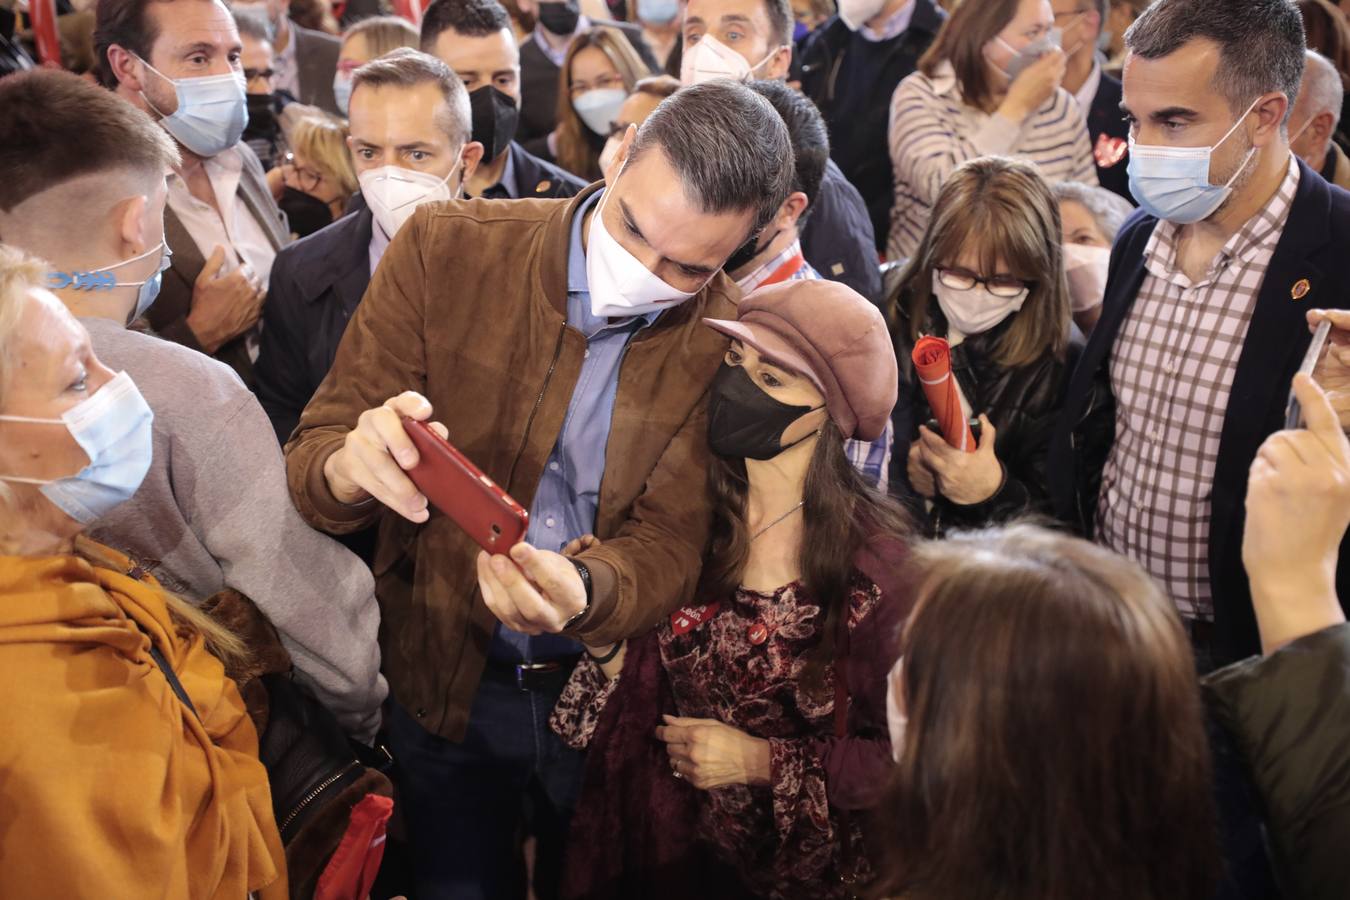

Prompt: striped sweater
[{"left": 886, "top": 61, "right": 1098, "bottom": 260}]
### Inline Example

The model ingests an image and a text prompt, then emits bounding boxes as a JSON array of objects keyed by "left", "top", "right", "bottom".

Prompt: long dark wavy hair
[{"left": 701, "top": 419, "right": 913, "bottom": 692}]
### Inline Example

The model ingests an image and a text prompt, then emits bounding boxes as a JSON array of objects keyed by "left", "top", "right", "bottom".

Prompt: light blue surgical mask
[
  {"left": 637, "top": 0, "right": 679, "bottom": 25},
  {"left": 47, "top": 242, "right": 173, "bottom": 325},
  {"left": 1127, "top": 97, "right": 1260, "bottom": 225},
  {"left": 333, "top": 69, "right": 354, "bottom": 117},
  {"left": 136, "top": 55, "right": 248, "bottom": 158},
  {"left": 995, "top": 27, "right": 1061, "bottom": 82},
  {"left": 0, "top": 371, "right": 155, "bottom": 524}
]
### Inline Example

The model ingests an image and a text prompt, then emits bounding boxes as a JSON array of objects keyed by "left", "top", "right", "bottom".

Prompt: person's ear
[
  {"left": 1253, "top": 92, "right": 1290, "bottom": 147},
  {"left": 604, "top": 123, "right": 637, "bottom": 184},
  {"left": 779, "top": 191, "right": 809, "bottom": 230},
  {"left": 1313, "top": 110, "right": 1337, "bottom": 144},
  {"left": 107, "top": 43, "right": 149, "bottom": 94},
  {"left": 460, "top": 140, "right": 486, "bottom": 186},
  {"left": 766, "top": 44, "right": 793, "bottom": 80},
  {"left": 114, "top": 194, "right": 152, "bottom": 257}
]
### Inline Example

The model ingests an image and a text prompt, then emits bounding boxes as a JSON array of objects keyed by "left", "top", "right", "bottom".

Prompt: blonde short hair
[
  {"left": 0, "top": 244, "right": 45, "bottom": 409},
  {"left": 290, "top": 113, "right": 359, "bottom": 198},
  {"left": 343, "top": 14, "right": 420, "bottom": 59}
]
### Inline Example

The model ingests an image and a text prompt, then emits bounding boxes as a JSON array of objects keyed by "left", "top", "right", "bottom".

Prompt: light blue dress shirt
[{"left": 492, "top": 190, "right": 660, "bottom": 661}]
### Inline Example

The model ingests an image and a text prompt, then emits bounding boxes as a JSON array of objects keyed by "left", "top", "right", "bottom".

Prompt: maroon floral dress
[{"left": 552, "top": 571, "right": 890, "bottom": 899}]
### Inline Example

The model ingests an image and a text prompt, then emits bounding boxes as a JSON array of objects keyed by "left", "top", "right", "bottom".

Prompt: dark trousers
[{"left": 386, "top": 661, "right": 586, "bottom": 900}]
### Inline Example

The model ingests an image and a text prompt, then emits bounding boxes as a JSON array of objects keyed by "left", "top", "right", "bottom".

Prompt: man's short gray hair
[
  {"left": 626, "top": 80, "right": 793, "bottom": 235},
  {"left": 1052, "top": 182, "right": 1136, "bottom": 243},
  {"left": 1125, "top": 0, "right": 1305, "bottom": 124},
  {"left": 1299, "top": 49, "right": 1345, "bottom": 131},
  {"left": 351, "top": 47, "right": 471, "bottom": 148},
  {"left": 232, "top": 7, "right": 275, "bottom": 43}
]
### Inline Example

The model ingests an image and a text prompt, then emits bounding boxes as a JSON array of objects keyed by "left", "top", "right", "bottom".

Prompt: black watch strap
[{"left": 563, "top": 559, "right": 593, "bottom": 630}]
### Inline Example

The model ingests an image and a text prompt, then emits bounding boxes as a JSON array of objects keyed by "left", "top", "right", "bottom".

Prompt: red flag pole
[{"left": 27, "top": 0, "right": 63, "bottom": 68}]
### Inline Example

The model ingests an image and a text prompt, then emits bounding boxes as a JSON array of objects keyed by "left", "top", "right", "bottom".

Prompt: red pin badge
[{"left": 747, "top": 622, "right": 770, "bottom": 645}]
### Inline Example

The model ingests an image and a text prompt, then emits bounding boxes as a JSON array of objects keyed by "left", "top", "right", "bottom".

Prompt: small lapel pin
[
  {"left": 536, "top": 180, "right": 552, "bottom": 194},
  {"left": 1292, "top": 278, "right": 1311, "bottom": 300}
]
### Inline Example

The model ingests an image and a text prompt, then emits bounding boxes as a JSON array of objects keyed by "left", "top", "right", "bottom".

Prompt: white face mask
[
  {"left": 598, "top": 134, "right": 623, "bottom": 175},
  {"left": 358, "top": 162, "right": 462, "bottom": 240},
  {"left": 838, "top": 0, "right": 889, "bottom": 31},
  {"left": 994, "top": 27, "right": 1062, "bottom": 83},
  {"left": 573, "top": 87, "right": 627, "bottom": 137},
  {"left": 931, "top": 269, "right": 1028, "bottom": 338},
  {"left": 1062, "top": 242, "right": 1111, "bottom": 313},
  {"left": 586, "top": 181, "right": 708, "bottom": 318},
  {"left": 680, "top": 35, "right": 778, "bottom": 85}
]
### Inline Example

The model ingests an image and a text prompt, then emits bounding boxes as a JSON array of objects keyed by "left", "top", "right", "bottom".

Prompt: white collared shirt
[{"left": 166, "top": 146, "right": 277, "bottom": 289}]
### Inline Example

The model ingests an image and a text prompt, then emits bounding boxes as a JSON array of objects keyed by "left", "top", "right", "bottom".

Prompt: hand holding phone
[
  {"left": 323, "top": 391, "right": 440, "bottom": 522},
  {"left": 401, "top": 418, "right": 529, "bottom": 553}
]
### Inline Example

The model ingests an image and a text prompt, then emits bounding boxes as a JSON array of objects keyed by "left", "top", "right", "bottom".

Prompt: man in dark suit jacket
[
  {"left": 514, "top": 0, "right": 658, "bottom": 144},
  {"left": 1052, "top": 0, "right": 1131, "bottom": 201},
  {"left": 1048, "top": 0, "right": 1350, "bottom": 668},
  {"left": 421, "top": 0, "right": 587, "bottom": 204},
  {"left": 233, "top": 0, "right": 341, "bottom": 115},
  {"left": 796, "top": 0, "right": 945, "bottom": 254},
  {"left": 98, "top": 0, "right": 290, "bottom": 389},
  {"left": 256, "top": 44, "right": 579, "bottom": 444}
]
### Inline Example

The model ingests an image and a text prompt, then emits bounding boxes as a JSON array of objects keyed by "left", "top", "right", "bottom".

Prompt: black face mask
[
  {"left": 538, "top": 0, "right": 581, "bottom": 35},
  {"left": 707, "top": 362, "right": 823, "bottom": 460},
  {"left": 243, "top": 92, "right": 279, "bottom": 141},
  {"left": 723, "top": 228, "right": 781, "bottom": 275},
  {"left": 469, "top": 85, "right": 520, "bottom": 162},
  {"left": 279, "top": 186, "right": 334, "bottom": 238}
]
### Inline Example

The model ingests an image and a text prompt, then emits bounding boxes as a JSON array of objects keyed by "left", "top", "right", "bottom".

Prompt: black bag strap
[{"left": 142, "top": 629, "right": 201, "bottom": 722}]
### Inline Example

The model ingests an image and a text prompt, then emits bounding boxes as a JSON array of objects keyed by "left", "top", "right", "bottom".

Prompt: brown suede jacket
[{"left": 285, "top": 185, "right": 738, "bottom": 741}]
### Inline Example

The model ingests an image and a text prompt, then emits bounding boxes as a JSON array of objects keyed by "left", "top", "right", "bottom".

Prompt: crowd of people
[{"left": 1, "top": 0, "right": 1350, "bottom": 898}]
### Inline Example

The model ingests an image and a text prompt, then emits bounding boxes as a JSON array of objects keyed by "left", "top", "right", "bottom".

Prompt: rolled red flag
[{"left": 912, "top": 336, "right": 975, "bottom": 453}]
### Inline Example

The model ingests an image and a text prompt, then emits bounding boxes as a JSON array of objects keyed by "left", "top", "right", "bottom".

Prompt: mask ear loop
[{"left": 777, "top": 403, "right": 829, "bottom": 453}]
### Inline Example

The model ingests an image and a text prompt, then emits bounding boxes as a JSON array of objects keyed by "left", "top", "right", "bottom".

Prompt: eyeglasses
[
  {"left": 936, "top": 267, "right": 1032, "bottom": 299},
  {"left": 281, "top": 152, "right": 324, "bottom": 193},
  {"left": 243, "top": 67, "right": 276, "bottom": 82},
  {"left": 569, "top": 73, "right": 625, "bottom": 97}
]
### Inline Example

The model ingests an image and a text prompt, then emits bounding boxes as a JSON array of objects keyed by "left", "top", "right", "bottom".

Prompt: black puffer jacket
[{"left": 890, "top": 306, "right": 1091, "bottom": 536}]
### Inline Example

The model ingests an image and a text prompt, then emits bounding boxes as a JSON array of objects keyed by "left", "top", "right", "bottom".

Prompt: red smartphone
[{"left": 401, "top": 417, "right": 529, "bottom": 554}]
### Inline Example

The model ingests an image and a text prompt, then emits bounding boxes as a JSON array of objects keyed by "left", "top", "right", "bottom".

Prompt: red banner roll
[{"left": 912, "top": 336, "right": 975, "bottom": 453}]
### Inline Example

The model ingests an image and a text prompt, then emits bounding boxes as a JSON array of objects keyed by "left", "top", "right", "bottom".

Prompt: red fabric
[
  {"left": 912, "top": 336, "right": 975, "bottom": 452},
  {"left": 313, "top": 793, "right": 394, "bottom": 900},
  {"left": 758, "top": 253, "right": 807, "bottom": 287},
  {"left": 27, "top": 0, "right": 62, "bottom": 67}
]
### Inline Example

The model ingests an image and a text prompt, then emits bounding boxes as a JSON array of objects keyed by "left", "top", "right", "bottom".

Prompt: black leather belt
[{"left": 485, "top": 656, "right": 579, "bottom": 692}]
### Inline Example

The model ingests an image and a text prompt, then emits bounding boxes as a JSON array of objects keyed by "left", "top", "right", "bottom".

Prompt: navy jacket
[
  {"left": 1048, "top": 157, "right": 1350, "bottom": 665},
  {"left": 800, "top": 159, "right": 884, "bottom": 305},
  {"left": 796, "top": 0, "right": 945, "bottom": 252},
  {"left": 1087, "top": 70, "right": 1133, "bottom": 203}
]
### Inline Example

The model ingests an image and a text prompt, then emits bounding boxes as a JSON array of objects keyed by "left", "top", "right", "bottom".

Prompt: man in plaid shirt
[{"left": 1050, "top": 0, "right": 1350, "bottom": 668}]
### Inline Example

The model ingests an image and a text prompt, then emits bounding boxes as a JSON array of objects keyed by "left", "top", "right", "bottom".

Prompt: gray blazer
[
  {"left": 294, "top": 23, "right": 340, "bottom": 116},
  {"left": 148, "top": 141, "right": 290, "bottom": 389}
]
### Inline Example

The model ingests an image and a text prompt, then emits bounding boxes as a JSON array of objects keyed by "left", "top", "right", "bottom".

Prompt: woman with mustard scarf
[{"left": 0, "top": 247, "right": 288, "bottom": 899}]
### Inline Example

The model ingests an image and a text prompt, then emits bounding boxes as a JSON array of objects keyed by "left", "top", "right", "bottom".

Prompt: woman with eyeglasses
[
  {"left": 525, "top": 25, "right": 652, "bottom": 181},
  {"left": 886, "top": 155, "right": 1099, "bottom": 537},
  {"left": 274, "top": 113, "right": 360, "bottom": 239}
]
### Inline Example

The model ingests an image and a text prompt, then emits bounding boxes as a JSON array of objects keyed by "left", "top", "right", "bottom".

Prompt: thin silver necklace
[{"left": 750, "top": 500, "right": 805, "bottom": 542}]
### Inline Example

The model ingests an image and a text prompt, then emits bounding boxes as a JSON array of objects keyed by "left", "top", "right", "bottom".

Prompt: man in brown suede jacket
[{"left": 284, "top": 80, "right": 792, "bottom": 898}]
